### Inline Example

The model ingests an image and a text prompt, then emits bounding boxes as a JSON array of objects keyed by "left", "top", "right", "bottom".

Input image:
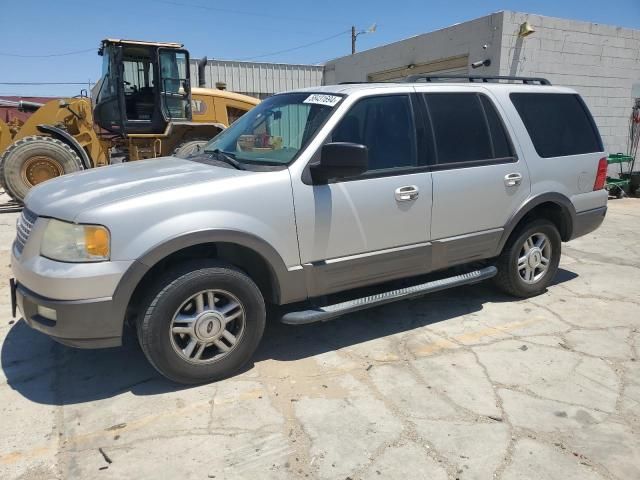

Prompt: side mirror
[{"left": 310, "top": 142, "right": 368, "bottom": 184}]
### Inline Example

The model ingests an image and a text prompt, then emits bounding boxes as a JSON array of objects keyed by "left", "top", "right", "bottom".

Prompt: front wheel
[
  {"left": 493, "top": 219, "right": 561, "bottom": 298},
  {"left": 137, "top": 261, "right": 266, "bottom": 384}
]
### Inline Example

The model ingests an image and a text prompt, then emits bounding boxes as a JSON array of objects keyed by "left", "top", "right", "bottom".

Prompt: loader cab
[{"left": 94, "top": 39, "right": 192, "bottom": 135}]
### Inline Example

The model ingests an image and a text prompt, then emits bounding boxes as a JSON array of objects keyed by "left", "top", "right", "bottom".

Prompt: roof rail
[{"left": 404, "top": 74, "right": 551, "bottom": 85}]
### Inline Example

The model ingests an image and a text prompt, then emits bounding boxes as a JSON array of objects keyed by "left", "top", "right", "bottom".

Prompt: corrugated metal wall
[{"left": 190, "top": 59, "right": 323, "bottom": 99}]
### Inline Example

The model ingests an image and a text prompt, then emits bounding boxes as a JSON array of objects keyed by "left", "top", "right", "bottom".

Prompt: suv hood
[{"left": 24, "top": 157, "right": 245, "bottom": 221}]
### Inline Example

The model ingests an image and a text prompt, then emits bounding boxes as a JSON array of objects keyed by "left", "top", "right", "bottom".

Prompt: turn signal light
[
  {"left": 85, "top": 226, "right": 110, "bottom": 257},
  {"left": 593, "top": 157, "right": 607, "bottom": 191}
]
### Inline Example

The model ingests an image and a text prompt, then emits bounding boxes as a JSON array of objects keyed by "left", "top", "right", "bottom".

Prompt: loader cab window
[
  {"left": 122, "top": 52, "right": 156, "bottom": 121},
  {"left": 159, "top": 49, "right": 190, "bottom": 120},
  {"left": 94, "top": 47, "right": 123, "bottom": 133}
]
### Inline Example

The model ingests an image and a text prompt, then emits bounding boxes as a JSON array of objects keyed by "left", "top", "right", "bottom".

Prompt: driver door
[
  {"left": 158, "top": 48, "right": 191, "bottom": 121},
  {"left": 93, "top": 45, "right": 126, "bottom": 133},
  {"left": 292, "top": 93, "right": 433, "bottom": 296}
]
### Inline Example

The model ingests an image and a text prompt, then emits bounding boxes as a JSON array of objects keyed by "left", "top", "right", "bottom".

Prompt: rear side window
[
  {"left": 423, "top": 93, "right": 514, "bottom": 165},
  {"left": 510, "top": 93, "right": 603, "bottom": 158}
]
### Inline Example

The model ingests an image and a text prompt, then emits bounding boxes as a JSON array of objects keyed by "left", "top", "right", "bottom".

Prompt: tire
[
  {"left": 173, "top": 139, "right": 208, "bottom": 158},
  {"left": 493, "top": 218, "right": 561, "bottom": 298},
  {"left": 0, "top": 135, "right": 84, "bottom": 202},
  {"left": 137, "top": 260, "right": 266, "bottom": 384}
]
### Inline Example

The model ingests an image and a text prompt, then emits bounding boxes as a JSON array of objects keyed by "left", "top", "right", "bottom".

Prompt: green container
[{"left": 607, "top": 153, "right": 634, "bottom": 165}]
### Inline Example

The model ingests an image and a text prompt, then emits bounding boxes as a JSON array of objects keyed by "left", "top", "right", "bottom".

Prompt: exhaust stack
[{"left": 197, "top": 57, "right": 208, "bottom": 88}]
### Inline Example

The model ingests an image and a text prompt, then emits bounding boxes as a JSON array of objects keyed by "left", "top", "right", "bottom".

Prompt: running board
[{"left": 280, "top": 266, "right": 497, "bottom": 325}]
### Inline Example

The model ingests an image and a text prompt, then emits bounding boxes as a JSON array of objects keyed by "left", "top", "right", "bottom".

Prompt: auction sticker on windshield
[{"left": 303, "top": 94, "right": 341, "bottom": 107}]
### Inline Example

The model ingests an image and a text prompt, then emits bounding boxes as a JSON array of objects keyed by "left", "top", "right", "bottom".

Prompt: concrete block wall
[
  {"left": 323, "top": 13, "right": 504, "bottom": 84},
  {"left": 499, "top": 11, "right": 640, "bottom": 154}
]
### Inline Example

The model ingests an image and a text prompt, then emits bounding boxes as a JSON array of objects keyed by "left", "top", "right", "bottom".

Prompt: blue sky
[{"left": 1, "top": 0, "right": 639, "bottom": 97}]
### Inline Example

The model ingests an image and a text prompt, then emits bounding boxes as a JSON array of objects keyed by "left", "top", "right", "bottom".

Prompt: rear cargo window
[{"left": 510, "top": 93, "right": 603, "bottom": 158}]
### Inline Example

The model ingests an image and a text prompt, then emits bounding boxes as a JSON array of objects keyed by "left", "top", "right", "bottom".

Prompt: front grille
[{"left": 15, "top": 208, "right": 38, "bottom": 255}]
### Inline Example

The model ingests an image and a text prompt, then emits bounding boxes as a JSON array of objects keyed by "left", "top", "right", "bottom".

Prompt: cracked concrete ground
[{"left": 0, "top": 196, "right": 639, "bottom": 480}]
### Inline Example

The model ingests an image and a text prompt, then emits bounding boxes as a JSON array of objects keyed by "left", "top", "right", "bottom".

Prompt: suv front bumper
[
  {"left": 11, "top": 245, "right": 135, "bottom": 349},
  {"left": 12, "top": 280, "right": 122, "bottom": 348}
]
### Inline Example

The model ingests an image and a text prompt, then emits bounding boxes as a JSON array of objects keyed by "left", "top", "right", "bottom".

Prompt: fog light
[{"left": 37, "top": 305, "right": 57, "bottom": 321}]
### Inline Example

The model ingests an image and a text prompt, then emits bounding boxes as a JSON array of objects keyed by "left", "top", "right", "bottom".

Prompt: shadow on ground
[{"left": 1, "top": 269, "right": 578, "bottom": 405}]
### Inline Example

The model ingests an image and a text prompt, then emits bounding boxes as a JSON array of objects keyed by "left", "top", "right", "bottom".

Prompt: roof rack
[{"left": 404, "top": 74, "right": 551, "bottom": 85}]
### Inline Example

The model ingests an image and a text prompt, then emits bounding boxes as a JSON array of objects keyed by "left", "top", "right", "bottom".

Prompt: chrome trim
[{"left": 14, "top": 209, "right": 37, "bottom": 255}]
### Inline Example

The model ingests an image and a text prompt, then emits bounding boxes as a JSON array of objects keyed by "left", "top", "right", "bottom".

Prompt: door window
[
  {"left": 122, "top": 56, "right": 155, "bottom": 121},
  {"left": 423, "top": 93, "right": 514, "bottom": 165},
  {"left": 159, "top": 49, "right": 189, "bottom": 120},
  {"left": 330, "top": 95, "right": 417, "bottom": 172},
  {"left": 93, "top": 47, "right": 122, "bottom": 132}
]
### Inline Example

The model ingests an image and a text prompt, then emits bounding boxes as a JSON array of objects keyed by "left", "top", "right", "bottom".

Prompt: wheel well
[
  {"left": 126, "top": 242, "right": 278, "bottom": 322},
  {"left": 511, "top": 201, "right": 572, "bottom": 243},
  {"left": 36, "top": 125, "right": 92, "bottom": 169}
]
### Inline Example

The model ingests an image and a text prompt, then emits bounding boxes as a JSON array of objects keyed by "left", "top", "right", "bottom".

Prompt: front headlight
[{"left": 41, "top": 219, "right": 110, "bottom": 262}]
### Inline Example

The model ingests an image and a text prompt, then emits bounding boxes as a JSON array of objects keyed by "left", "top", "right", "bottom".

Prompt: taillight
[{"left": 593, "top": 157, "right": 608, "bottom": 190}]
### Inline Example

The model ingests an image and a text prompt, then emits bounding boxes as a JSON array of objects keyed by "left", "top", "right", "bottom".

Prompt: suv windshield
[{"left": 204, "top": 92, "right": 342, "bottom": 165}]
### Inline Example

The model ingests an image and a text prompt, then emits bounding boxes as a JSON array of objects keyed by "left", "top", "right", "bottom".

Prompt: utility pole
[
  {"left": 351, "top": 23, "right": 376, "bottom": 55},
  {"left": 351, "top": 26, "right": 356, "bottom": 55}
]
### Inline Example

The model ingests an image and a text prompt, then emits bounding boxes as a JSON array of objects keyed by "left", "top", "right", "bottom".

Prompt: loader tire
[
  {"left": 0, "top": 135, "right": 84, "bottom": 202},
  {"left": 173, "top": 139, "right": 209, "bottom": 158}
]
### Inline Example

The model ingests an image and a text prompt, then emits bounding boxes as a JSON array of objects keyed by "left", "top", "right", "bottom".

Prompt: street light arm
[{"left": 351, "top": 23, "right": 377, "bottom": 54}]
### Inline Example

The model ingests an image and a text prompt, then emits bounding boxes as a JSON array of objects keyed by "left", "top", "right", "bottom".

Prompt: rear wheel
[
  {"left": 137, "top": 261, "right": 266, "bottom": 384},
  {"left": 173, "top": 139, "right": 209, "bottom": 158},
  {"left": 493, "top": 219, "right": 561, "bottom": 298},
  {"left": 0, "top": 135, "right": 84, "bottom": 202}
]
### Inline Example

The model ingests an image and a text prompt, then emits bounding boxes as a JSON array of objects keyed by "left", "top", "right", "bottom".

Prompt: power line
[
  {"left": 238, "top": 30, "right": 350, "bottom": 61},
  {"left": 0, "top": 47, "right": 95, "bottom": 58},
  {"left": 0, "top": 82, "right": 93, "bottom": 86}
]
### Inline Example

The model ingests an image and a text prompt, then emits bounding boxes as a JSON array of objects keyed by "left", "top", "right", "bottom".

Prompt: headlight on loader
[{"left": 41, "top": 219, "right": 110, "bottom": 262}]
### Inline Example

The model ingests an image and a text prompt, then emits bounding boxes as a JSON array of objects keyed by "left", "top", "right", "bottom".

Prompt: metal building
[
  {"left": 324, "top": 10, "right": 640, "bottom": 155},
  {"left": 190, "top": 59, "right": 323, "bottom": 99}
]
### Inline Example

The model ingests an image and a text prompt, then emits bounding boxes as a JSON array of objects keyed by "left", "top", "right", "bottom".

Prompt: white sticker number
[{"left": 303, "top": 94, "right": 341, "bottom": 107}]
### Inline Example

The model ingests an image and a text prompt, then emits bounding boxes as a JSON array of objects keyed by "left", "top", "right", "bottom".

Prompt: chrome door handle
[
  {"left": 395, "top": 185, "right": 419, "bottom": 202},
  {"left": 504, "top": 173, "right": 523, "bottom": 187}
]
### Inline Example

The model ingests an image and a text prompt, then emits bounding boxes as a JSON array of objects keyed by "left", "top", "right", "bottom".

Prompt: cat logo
[{"left": 191, "top": 99, "right": 207, "bottom": 115}]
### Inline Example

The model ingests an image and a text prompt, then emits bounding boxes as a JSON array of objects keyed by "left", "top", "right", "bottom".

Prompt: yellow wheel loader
[{"left": 0, "top": 39, "right": 259, "bottom": 202}]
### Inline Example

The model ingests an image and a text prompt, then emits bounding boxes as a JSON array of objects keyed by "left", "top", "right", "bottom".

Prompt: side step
[{"left": 280, "top": 266, "right": 497, "bottom": 325}]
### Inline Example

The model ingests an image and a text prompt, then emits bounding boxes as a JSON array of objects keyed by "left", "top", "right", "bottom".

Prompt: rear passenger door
[{"left": 418, "top": 90, "right": 530, "bottom": 267}]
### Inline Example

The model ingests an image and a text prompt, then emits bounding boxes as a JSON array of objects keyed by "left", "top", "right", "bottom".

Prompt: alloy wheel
[
  {"left": 169, "top": 289, "right": 245, "bottom": 364},
  {"left": 517, "top": 232, "right": 552, "bottom": 284}
]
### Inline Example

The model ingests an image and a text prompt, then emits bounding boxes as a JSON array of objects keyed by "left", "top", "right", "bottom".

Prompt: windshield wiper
[{"left": 204, "top": 149, "right": 245, "bottom": 170}]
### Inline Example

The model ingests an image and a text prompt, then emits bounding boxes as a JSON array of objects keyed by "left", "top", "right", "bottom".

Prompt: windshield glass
[{"left": 204, "top": 92, "right": 342, "bottom": 165}]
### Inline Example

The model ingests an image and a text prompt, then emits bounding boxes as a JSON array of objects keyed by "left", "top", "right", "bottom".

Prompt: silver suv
[{"left": 10, "top": 76, "right": 608, "bottom": 383}]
